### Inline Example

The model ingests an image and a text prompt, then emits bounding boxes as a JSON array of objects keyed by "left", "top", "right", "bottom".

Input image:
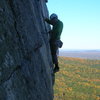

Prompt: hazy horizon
[
  {"left": 59, "top": 49, "right": 100, "bottom": 60},
  {"left": 60, "top": 48, "right": 100, "bottom": 51}
]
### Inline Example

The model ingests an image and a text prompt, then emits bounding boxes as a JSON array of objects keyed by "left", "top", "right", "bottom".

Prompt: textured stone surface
[{"left": 0, "top": 0, "right": 54, "bottom": 100}]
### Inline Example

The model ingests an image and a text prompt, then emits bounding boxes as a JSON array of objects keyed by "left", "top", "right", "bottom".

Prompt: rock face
[{"left": 0, "top": 0, "right": 54, "bottom": 100}]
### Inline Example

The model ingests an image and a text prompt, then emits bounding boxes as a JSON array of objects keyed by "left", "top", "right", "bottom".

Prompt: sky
[{"left": 47, "top": 0, "right": 100, "bottom": 50}]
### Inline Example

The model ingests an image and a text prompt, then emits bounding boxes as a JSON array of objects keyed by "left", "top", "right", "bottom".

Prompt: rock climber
[{"left": 45, "top": 13, "right": 63, "bottom": 73}]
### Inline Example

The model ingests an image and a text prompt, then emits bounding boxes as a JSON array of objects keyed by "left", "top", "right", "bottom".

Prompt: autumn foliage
[{"left": 54, "top": 57, "right": 100, "bottom": 100}]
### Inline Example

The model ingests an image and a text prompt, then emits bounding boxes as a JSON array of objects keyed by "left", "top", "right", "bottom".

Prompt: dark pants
[{"left": 50, "top": 41, "right": 58, "bottom": 66}]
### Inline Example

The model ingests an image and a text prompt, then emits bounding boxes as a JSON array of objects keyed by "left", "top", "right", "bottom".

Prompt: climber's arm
[{"left": 44, "top": 18, "right": 53, "bottom": 25}]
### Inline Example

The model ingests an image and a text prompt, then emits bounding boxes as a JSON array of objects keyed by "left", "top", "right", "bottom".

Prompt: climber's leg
[
  {"left": 52, "top": 46, "right": 59, "bottom": 73},
  {"left": 53, "top": 54, "right": 59, "bottom": 73}
]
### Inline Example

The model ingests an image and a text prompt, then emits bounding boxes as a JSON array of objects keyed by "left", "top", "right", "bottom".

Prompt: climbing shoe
[{"left": 53, "top": 67, "right": 59, "bottom": 73}]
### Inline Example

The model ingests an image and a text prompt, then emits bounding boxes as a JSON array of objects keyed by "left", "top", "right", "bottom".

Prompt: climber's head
[
  {"left": 50, "top": 13, "right": 58, "bottom": 24},
  {"left": 50, "top": 13, "right": 58, "bottom": 20}
]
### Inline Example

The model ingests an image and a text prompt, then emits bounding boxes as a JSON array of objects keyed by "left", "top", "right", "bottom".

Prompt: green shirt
[{"left": 45, "top": 19, "right": 63, "bottom": 41}]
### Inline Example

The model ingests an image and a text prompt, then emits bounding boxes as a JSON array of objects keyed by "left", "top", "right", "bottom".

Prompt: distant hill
[
  {"left": 54, "top": 57, "right": 100, "bottom": 100},
  {"left": 59, "top": 50, "right": 100, "bottom": 60}
]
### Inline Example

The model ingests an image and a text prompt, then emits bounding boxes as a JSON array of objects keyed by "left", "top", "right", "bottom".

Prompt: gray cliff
[{"left": 0, "top": 0, "right": 54, "bottom": 100}]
